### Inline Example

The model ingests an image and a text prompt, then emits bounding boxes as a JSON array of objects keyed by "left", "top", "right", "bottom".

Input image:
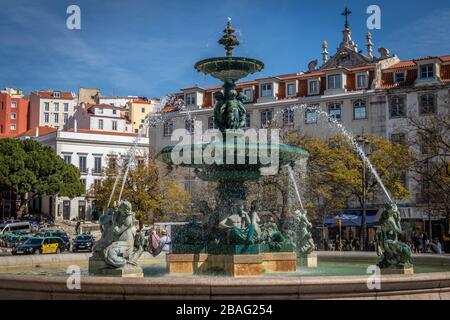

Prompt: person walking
[{"left": 159, "top": 229, "right": 172, "bottom": 252}]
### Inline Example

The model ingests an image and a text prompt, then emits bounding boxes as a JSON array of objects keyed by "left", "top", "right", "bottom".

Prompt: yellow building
[{"left": 128, "top": 98, "right": 160, "bottom": 134}]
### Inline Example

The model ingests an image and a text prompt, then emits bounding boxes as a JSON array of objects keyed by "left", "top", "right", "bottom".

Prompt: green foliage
[
  {"left": 89, "top": 157, "right": 191, "bottom": 224},
  {"left": 0, "top": 138, "right": 84, "bottom": 212}
]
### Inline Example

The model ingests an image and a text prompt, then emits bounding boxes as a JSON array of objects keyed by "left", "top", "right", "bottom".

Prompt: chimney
[
  {"left": 74, "top": 120, "right": 78, "bottom": 133},
  {"left": 366, "top": 31, "right": 374, "bottom": 59}
]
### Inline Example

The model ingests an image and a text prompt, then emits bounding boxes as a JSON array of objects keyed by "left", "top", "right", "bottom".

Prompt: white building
[
  {"left": 29, "top": 90, "right": 77, "bottom": 130},
  {"left": 19, "top": 126, "right": 149, "bottom": 221},
  {"left": 69, "top": 103, "right": 133, "bottom": 133}
]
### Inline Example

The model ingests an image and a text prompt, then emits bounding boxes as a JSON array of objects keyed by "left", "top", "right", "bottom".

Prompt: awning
[{"left": 324, "top": 209, "right": 380, "bottom": 227}]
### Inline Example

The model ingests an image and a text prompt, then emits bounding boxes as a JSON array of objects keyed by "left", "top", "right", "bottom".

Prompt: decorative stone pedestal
[
  {"left": 167, "top": 252, "right": 297, "bottom": 277},
  {"left": 299, "top": 252, "right": 318, "bottom": 268},
  {"left": 380, "top": 266, "right": 414, "bottom": 275},
  {"left": 261, "top": 252, "right": 297, "bottom": 273},
  {"left": 89, "top": 257, "right": 144, "bottom": 278}
]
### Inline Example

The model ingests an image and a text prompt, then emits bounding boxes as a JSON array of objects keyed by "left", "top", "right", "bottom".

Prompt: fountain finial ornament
[{"left": 218, "top": 18, "right": 240, "bottom": 57}]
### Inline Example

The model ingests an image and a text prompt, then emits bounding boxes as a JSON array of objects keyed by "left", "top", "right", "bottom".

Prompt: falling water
[
  {"left": 286, "top": 165, "right": 305, "bottom": 211},
  {"left": 273, "top": 104, "right": 393, "bottom": 203}
]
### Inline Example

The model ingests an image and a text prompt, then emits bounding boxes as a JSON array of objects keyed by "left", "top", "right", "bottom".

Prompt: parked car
[
  {"left": 12, "top": 236, "right": 66, "bottom": 255},
  {"left": 72, "top": 234, "right": 95, "bottom": 252},
  {"left": 40, "top": 230, "right": 71, "bottom": 250},
  {"left": 0, "top": 221, "right": 31, "bottom": 235}
]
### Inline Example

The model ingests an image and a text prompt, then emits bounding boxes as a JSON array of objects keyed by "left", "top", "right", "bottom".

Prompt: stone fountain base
[
  {"left": 380, "top": 266, "right": 414, "bottom": 275},
  {"left": 167, "top": 252, "right": 297, "bottom": 277},
  {"left": 88, "top": 257, "right": 144, "bottom": 278},
  {"left": 299, "top": 252, "right": 318, "bottom": 268}
]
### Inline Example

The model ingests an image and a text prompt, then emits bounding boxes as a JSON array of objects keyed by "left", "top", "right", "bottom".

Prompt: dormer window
[
  {"left": 356, "top": 74, "right": 368, "bottom": 89},
  {"left": 420, "top": 64, "right": 434, "bottom": 80},
  {"left": 185, "top": 93, "right": 196, "bottom": 106},
  {"left": 53, "top": 91, "right": 61, "bottom": 98},
  {"left": 308, "top": 80, "right": 319, "bottom": 95},
  {"left": 243, "top": 89, "right": 253, "bottom": 102},
  {"left": 327, "top": 74, "right": 342, "bottom": 90},
  {"left": 97, "top": 108, "right": 104, "bottom": 114},
  {"left": 260, "top": 83, "right": 273, "bottom": 97},
  {"left": 286, "top": 83, "right": 296, "bottom": 97},
  {"left": 395, "top": 72, "right": 406, "bottom": 83}
]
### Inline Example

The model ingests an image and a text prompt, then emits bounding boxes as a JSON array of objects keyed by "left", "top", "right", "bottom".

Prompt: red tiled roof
[
  {"left": 440, "top": 55, "right": 450, "bottom": 62},
  {"left": 34, "top": 91, "right": 74, "bottom": 100},
  {"left": 18, "top": 126, "right": 57, "bottom": 138},
  {"left": 66, "top": 128, "right": 139, "bottom": 137},
  {"left": 385, "top": 61, "right": 416, "bottom": 70},
  {"left": 85, "top": 103, "right": 125, "bottom": 111}
]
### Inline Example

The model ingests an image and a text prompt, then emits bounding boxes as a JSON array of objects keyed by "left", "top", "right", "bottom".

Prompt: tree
[
  {"left": 405, "top": 95, "right": 450, "bottom": 236},
  {"left": 0, "top": 138, "right": 84, "bottom": 216},
  {"left": 89, "top": 156, "right": 191, "bottom": 224}
]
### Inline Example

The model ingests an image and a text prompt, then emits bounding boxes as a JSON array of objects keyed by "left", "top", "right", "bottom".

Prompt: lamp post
[{"left": 356, "top": 136, "right": 370, "bottom": 251}]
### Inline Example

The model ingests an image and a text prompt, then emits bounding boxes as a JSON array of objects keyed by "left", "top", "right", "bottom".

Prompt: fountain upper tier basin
[
  {"left": 195, "top": 57, "right": 264, "bottom": 82},
  {"left": 158, "top": 140, "right": 309, "bottom": 181}
]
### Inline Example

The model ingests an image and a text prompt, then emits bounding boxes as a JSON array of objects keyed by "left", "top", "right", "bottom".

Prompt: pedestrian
[
  {"left": 75, "top": 220, "right": 81, "bottom": 235},
  {"left": 159, "top": 229, "right": 172, "bottom": 252}
]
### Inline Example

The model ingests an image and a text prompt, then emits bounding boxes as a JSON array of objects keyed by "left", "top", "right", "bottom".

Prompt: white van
[{"left": 0, "top": 221, "right": 31, "bottom": 235}]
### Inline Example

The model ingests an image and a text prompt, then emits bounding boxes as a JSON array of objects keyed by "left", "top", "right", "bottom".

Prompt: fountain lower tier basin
[
  {"left": 194, "top": 57, "right": 264, "bottom": 82},
  {"left": 1, "top": 252, "right": 449, "bottom": 300},
  {"left": 158, "top": 141, "right": 309, "bottom": 181}
]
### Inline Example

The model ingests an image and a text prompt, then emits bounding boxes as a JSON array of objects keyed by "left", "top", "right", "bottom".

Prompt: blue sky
[{"left": 1, "top": 0, "right": 450, "bottom": 98}]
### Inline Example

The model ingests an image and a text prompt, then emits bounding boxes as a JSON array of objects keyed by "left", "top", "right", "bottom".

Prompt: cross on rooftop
[{"left": 341, "top": 7, "right": 352, "bottom": 29}]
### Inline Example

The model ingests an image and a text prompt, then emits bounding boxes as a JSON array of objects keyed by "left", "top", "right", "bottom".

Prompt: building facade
[
  {"left": 0, "top": 88, "right": 29, "bottom": 138},
  {"left": 128, "top": 98, "right": 160, "bottom": 134},
  {"left": 29, "top": 90, "right": 77, "bottom": 130},
  {"left": 149, "top": 20, "right": 450, "bottom": 238},
  {"left": 69, "top": 103, "right": 133, "bottom": 134},
  {"left": 19, "top": 127, "right": 149, "bottom": 221}
]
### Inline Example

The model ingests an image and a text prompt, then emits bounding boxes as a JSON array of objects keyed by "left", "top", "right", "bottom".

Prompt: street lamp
[{"left": 356, "top": 135, "right": 370, "bottom": 251}]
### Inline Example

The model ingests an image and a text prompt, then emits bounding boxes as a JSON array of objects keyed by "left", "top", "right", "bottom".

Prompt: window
[
  {"left": 44, "top": 102, "right": 50, "bottom": 111},
  {"left": 305, "top": 109, "right": 318, "bottom": 124},
  {"left": 163, "top": 121, "right": 173, "bottom": 137},
  {"left": 10, "top": 124, "right": 16, "bottom": 131},
  {"left": 63, "top": 113, "right": 68, "bottom": 124},
  {"left": 78, "top": 156, "right": 87, "bottom": 173},
  {"left": 260, "top": 110, "right": 273, "bottom": 128},
  {"left": 11, "top": 101, "right": 17, "bottom": 108},
  {"left": 260, "top": 83, "right": 273, "bottom": 97},
  {"left": 98, "top": 119, "right": 104, "bottom": 130},
  {"left": 329, "top": 103, "right": 342, "bottom": 121},
  {"left": 420, "top": 64, "right": 434, "bottom": 79},
  {"left": 185, "top": 119, "right": 195, "bottom": 134},
  {"left": 328, "top": 74, "right": 342, "bottom": 89},
  {"left": 44, "top": 113, "right": 49, "bottom": 123},
  {"left": 420, "top": 94, "right": 436, "bottom": 114},
  {"left": 10, "top": 113, "right": 17, "bottom": 120},
  {"left": 53, "top": 91, "right": 61, "bottom": 98},
  {"left": 282, "top": 109, "right": 294, "bottom": 126},
  {"left": 112, "top": 109, "right": 117, "bottom": 115},
  {"left": 357, "top": 74, "right": 367, "bottom": 89},
  {"left": 63, "top": 103, "right": 69, "bottom": 112},
  {"left": 391, "top": 133, "right": 406, "bottom": 145},
  {"left": 421, "top": 132, "right": 438, "bottom": 155},
  {"left": 112, "top": 120, "right": 118, "bottom": 131},
  {"left": 244, "top": 89, "right": 253, "bottom": 102},
  {"left": 94, "top": 157, "right": 102, "bottom": 173},
  {"left": 186, "top": 93, "right": 196, "bottom": 106},
  {"left": 395, "top": 72, "right": 405, "bottom": 83},
  {"left": 353, "top": 100, "right": 367, "bottom": 120},
  {"left": 309, "top": 80, "right": 319, "bottom": 95},
  {"left": 245, "top": 113, "right": 251, "bottom": 128},
  {"left": 97, "top": 108, "right": 104, "bottom": 114},
  {"left": 287, "top": 83, "right": 296, "bottom": 96},
  {"left": 390, "top": 96, "right": 405, "bottom": 118},
  {"left": 207, "top": 116, "right": 217, "bottom": 130},
  {"left": 0, "top": 125, "right": 3, "bottom": 133},
  {"left": 54, "top": 103, "right": 59, "bottom": 112},
  {"left": 63, "top": 155, "right": 72, "bottom": 164},
  {"left": 54, "top": 113, "right": 59, "bottom": 123}
]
